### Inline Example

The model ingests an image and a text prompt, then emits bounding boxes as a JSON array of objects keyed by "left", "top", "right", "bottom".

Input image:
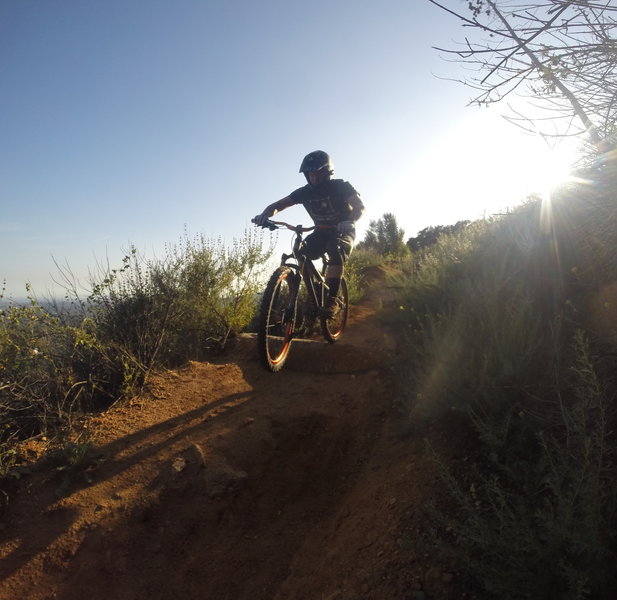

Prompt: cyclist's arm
[
  {"left": 346, "top": 193, "right": 365, "bottom": 222},
  {"left": 261, "top": 196, "right": 297, "bottom": 218}
]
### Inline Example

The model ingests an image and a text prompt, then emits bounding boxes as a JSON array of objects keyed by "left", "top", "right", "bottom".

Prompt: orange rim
[{"left": 266, "top": 273, "right": 295, "bottom": 364}]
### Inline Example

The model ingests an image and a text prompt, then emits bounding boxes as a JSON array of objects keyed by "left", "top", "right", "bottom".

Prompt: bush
[
  {"left": 428, "top": 332, "right": 616, "bottom": 600},
  {"left": 0, "top": 229, "right": 273, "bottom": 468},
  {"left": 84, "top": 228, "right": 272, "bottom": 372},
  {"left": 392, "top": 165, "right": 617, "bottom": 598},
  {"left": 0, "top": 293, "right": 124, "bottom": 452},
  {"left": 345, "top": 247, "right": 384, "bottom": 304},
  {"left": 394, "top": 214, "right": 556, "bottom": 421}
]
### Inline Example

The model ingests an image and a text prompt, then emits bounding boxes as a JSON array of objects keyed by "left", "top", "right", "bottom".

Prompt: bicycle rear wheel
[
  {"left": 321, "top": 277, "right": 348, "bottom": 343},
  {"left": 258, "top": 266, "right": 298, "bottom": 371}
]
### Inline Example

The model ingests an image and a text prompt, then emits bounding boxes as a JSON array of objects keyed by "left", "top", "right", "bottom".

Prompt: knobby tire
[
  {"left": 258, "top": 266, "right": 298, "bottom": 372},
  {"left": 321, "top": 276, "right": 348, "bottom": 343}
]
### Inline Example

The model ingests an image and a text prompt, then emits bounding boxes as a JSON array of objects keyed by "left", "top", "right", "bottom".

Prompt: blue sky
[{"left": 1, "top": 0, "right": 578, "bottom": 298}]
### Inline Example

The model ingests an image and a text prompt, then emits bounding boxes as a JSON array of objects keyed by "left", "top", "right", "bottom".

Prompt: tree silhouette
[
  {"left": 358, "top": 213, "right": 409, "bottom": 256},
  {"left": 429, "top": 0, "right": 617, "bottom": 152},
  {"left": 407, "top": 220, "right": 470, "bottom": 252}
]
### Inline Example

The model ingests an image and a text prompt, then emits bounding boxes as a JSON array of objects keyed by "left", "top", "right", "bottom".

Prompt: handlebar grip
[{"left": 251, "top": 216, "right": 278, "bottom": 231}]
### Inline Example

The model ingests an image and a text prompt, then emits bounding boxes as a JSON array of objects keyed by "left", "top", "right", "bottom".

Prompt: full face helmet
[{"left": 299, "top": 150, "right": 334, "bottom": 187}]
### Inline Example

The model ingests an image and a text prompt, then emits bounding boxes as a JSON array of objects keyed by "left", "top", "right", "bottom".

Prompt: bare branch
[{"left": 429, "top": 0, "right": 617, "bottom": 150}]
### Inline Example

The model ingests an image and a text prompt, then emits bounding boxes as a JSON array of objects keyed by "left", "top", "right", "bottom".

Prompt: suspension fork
[
  {"left": 300, "top": 258, "right": 326, "bottom": 307},
  {"left": 282, "top": 266, "right": 302, "bottom": 321}
]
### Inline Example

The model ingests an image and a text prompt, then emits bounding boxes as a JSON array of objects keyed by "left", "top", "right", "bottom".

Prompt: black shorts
[{"left": 301, "top": 229, "right": 354, "bottom": 264}]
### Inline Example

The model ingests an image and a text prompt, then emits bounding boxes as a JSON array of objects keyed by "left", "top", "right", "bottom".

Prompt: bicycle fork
[{"left": 281, "top": 270, "right": 302, "bottom": 336}]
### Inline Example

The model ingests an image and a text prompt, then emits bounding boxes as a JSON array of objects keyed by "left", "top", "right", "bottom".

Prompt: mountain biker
[{"left": 253, "top": 150, "right": 365, "bottom": 318}]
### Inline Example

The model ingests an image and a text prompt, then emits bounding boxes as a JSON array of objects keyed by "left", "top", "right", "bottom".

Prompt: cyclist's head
[{"left": 299, "top": 150, "right": 333, "bottom": 187}]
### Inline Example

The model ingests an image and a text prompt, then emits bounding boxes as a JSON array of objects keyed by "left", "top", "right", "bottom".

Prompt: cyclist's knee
[{"left": 338, "top": 237, "right": 353, "bottom": 261}]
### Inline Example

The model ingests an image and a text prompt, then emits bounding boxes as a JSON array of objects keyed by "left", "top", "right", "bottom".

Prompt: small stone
[
  {"left": 172, "top": 457, "right": 187, "bottom": 472},
  {"left": 442, "top": 572, "right": 454, "bottom": 584}
]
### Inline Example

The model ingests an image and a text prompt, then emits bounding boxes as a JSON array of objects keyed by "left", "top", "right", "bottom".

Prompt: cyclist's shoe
[{"left": 320, "top": 296, "right": 340, "bottom": 320}]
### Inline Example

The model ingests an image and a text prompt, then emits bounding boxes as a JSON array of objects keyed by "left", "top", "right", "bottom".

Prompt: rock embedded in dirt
[
  {"left": 203, "top": 457, "right": 248, "bottom": 498},
  {"left": 171, "top": 457, "right": 187, "bottom": 473}
]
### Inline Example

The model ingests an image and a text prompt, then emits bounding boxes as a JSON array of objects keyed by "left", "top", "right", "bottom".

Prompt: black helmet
[{"left": 299, "top": 150, "right": 334, "bottom": 175}]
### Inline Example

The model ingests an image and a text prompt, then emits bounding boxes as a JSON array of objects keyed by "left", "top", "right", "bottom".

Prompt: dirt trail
[{"left": 0, "top": 268, "right": 462, "bottom": 600}]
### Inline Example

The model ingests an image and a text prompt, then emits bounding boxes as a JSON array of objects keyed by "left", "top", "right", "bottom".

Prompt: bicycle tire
[
  {"left": 258, "top": 266, "right": 298, "bottom": 372},
  {"left": 320, "top": 276, "right": 349, "bottom": 343}
]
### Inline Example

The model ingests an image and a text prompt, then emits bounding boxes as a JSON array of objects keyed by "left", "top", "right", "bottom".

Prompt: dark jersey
[{"left": 287, "top": 179, "right": 359, "bottom": 227}]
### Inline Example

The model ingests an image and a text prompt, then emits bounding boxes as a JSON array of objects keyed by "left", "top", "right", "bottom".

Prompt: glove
[
  {"left": 252, "top": 213, "right": 270, "bottom": 227},
  {"left": 337, "top": 220, "right": 355, "bottom": 236}
]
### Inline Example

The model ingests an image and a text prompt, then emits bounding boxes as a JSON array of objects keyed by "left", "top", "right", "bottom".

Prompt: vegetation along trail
[{"left": 0, "top": 267, "right": 463, "bottom": 600}]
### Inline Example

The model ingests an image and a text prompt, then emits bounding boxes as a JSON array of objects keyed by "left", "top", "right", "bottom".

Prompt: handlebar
[
  {"left": 270, "top": 220, "right": 316, "bottom": 232},
  {"left": 251, "top": 217, "right": 334, "bottom": 233}
]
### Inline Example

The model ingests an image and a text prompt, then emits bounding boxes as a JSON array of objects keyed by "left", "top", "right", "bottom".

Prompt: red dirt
[{"left": 0, "top": 269, "right": 465, "bottom": 600}]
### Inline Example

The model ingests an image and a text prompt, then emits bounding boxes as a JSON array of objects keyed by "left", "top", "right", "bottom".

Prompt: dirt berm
[{"left": 0, "top": 267, "right": 466, "bottom": 600}]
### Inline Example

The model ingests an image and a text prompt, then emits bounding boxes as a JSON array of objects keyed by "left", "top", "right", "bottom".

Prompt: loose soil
[{"left": 0, "top": 268, "right": 468, "bottom": 600}]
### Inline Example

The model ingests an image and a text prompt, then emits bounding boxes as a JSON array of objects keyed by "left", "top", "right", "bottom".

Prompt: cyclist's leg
[
  {"left": 324, "top": 231, "right": 354, "bottom": 298},
  {"left": 301, "top": 230, "right": 327, "bottom": 262}
]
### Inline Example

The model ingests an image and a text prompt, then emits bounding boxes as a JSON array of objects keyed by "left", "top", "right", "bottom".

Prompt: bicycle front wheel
[
  {"left": 321, "top": 277, "right": 349, "bottom": 343},
  {"left": 258, "top": 266, "right": 298, "bottom": 372}
]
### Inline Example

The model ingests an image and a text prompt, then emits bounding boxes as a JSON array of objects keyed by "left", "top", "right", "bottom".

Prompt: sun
[
  {"left": 378, "top": 108, "right": 583, "bottom": 238},
  {"left": 524, "top": 143, "right": 579, "bottom": 198}
]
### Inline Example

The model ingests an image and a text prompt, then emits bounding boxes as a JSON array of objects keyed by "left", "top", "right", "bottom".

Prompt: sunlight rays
[{"left": 384, "top": 108, "right": 584, "bottom": 239}]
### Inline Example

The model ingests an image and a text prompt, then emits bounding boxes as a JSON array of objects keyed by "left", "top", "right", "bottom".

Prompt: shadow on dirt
[
  {"left": 0, "top": 388, "right": 255, "bottom": 581},
  {"left": 0, "top": 284, "right": 442, "bottom": 600}
]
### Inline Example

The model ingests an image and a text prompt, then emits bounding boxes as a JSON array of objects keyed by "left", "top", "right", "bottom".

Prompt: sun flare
[
  {"left": 525, "top": 146, "right": 578, "bottom": 198},
  {"left": 384, "top": 109, "right": 583, "bottom": 237}
]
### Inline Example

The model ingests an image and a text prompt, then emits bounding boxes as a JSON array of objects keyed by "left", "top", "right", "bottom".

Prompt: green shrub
[
  {"left": 345, "top": 247, "right": 384, "bottom": 304},
  {"left": 393, "top": 165, "right": 617, "bottom": 598},
  {"left": 428, "top": 332, "right": 616, "bottom": 600},
  {"left": 85, "top": 228, "right": 272, "bottom": 373},
  {"left": 0, "top": 294, "right": 124, "bottom": 447},
  {"left": 169, "top": 229, "right": 271, "bottom": 357},
  {"left": 0, "top": 228, "right": 273, "bottom": 469},
  {"left": 394, "top": 213, "right": 558, "bottom": 421}
]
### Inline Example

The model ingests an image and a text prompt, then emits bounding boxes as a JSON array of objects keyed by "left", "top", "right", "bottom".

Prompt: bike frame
[
  {"left": 272, "top": 221, "right": 333, "bottom": 316},
  {"left": 253, "top": 218, "right": 349, "bottom": 370}
]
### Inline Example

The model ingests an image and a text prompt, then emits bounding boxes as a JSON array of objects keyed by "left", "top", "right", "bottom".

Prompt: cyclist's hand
[
  {"left": 252, "top": 213, "right": 270, "bottom": 227},
  {"left": 337, "top": 220, "right": 355, "bottom": 236}
]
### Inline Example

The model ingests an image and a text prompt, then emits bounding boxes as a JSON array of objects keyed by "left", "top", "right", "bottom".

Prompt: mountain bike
[{"left": 252, "top": 219, "right": 349, "bottom": 372}]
